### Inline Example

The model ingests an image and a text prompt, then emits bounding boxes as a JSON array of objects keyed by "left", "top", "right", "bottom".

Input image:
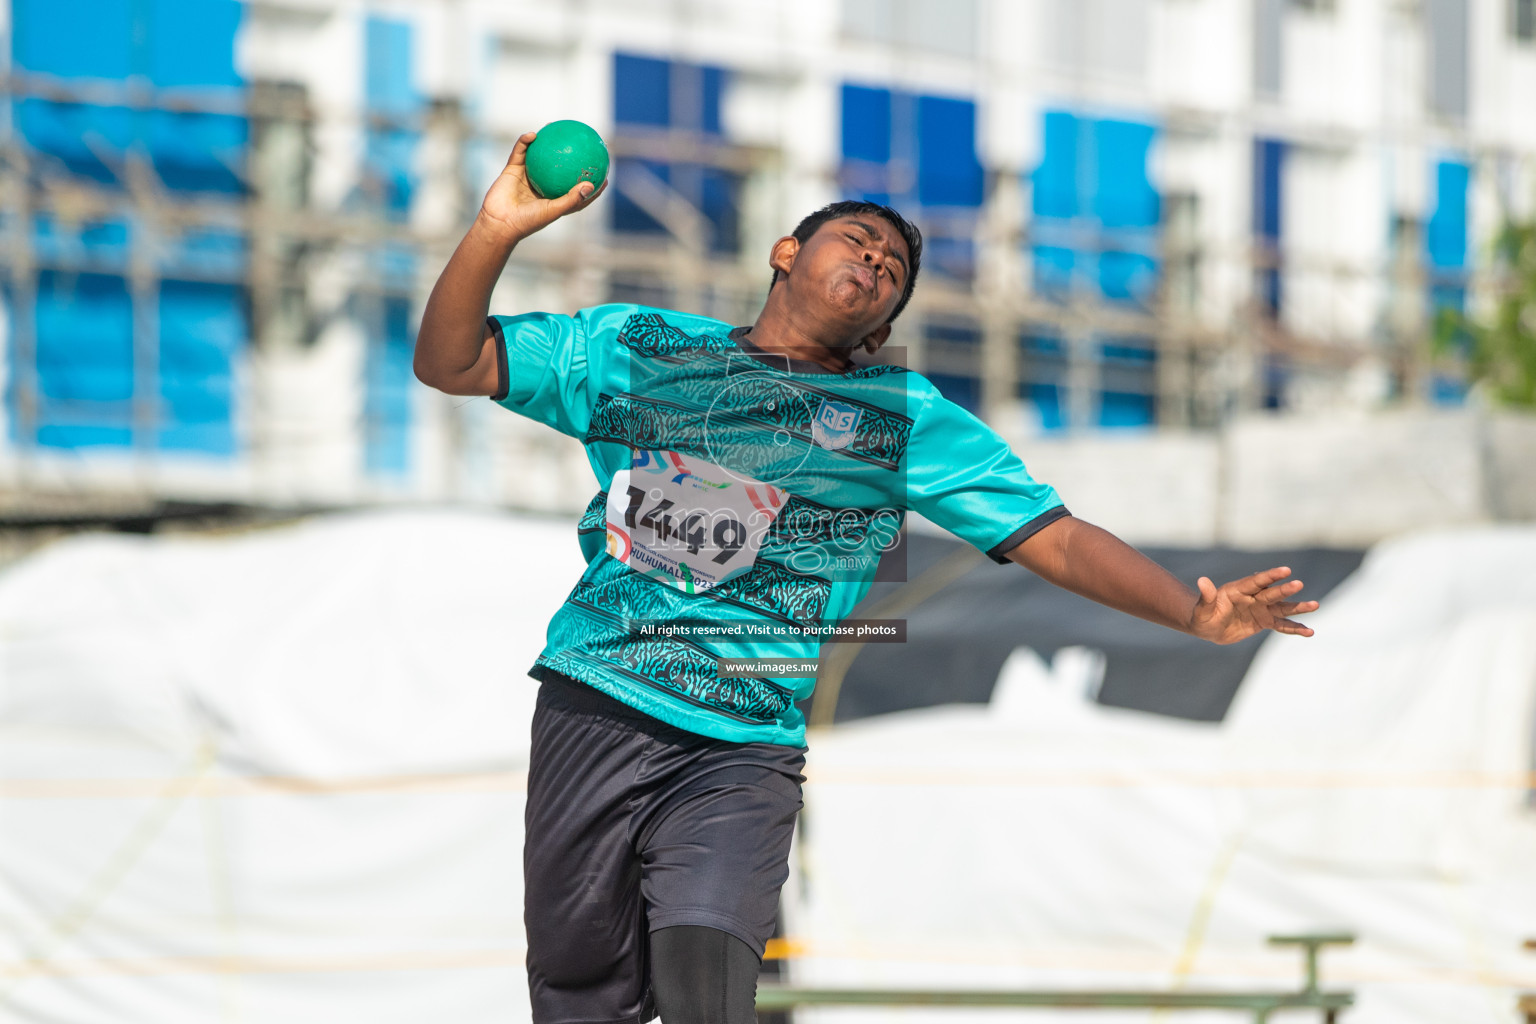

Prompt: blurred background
[{"left": 2, "top": 1, "right": 1535, "bottom": 1023}]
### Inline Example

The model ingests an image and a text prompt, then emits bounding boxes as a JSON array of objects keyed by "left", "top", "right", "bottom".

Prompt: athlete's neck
[{"left": 742, "top": 310, "right": 858, "bottom": 374}]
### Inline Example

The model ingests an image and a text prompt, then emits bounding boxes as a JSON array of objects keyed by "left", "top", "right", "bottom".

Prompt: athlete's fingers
[
  {"left": 506, "top": 131, "right": 537, "bottom": 168},
  {"left": 1235, "top": 566, "right": 1293, "bottom": 596},
  {"left": 548, "top": 180, "right": 598, "bottom": 216},
  {"left": 1270, "top": 600, "right": 1319, "bottom": 618},
  {"left": 1254, "top": 578, "right": 1305, "bottom": 604},
  {"left": 1271, "top": 618, "right": 1315, "bottom": 636},
  {"left": 1197, "top": 576, "right": 1218, "bottom": 603},
  {"left": 579, "top": 178, "right": 609, "bottom": 205}
]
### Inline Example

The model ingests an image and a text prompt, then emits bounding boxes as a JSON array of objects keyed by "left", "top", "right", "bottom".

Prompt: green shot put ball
[{"left": 525, "top": 120, "right": 609, "bottom": 199}]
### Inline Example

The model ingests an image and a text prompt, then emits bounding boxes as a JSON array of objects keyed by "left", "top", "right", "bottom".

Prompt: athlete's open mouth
[{"left": 846, "top": 263, "right": 877, "bottom": 292}]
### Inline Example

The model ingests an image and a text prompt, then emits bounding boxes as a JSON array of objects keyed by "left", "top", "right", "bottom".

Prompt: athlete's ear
[
  {"left": 859, "top": 322, "right": 892, "bottom": 355},
  {"left": 769, "top": 235, "right": 799, "bottom": 279}
]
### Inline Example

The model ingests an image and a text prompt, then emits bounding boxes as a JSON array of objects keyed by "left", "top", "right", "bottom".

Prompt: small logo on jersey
[{"left": 811, "top": 399, "right": 862, "bottom": 451}]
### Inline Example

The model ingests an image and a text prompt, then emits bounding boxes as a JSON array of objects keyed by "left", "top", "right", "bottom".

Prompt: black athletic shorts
[{"left": 523, "top": 671, "right": 807, "bottom": 1024}]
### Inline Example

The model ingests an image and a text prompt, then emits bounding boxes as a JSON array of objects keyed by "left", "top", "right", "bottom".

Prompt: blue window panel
[
  {"left": 15, "top": 0, "right": 247, "bottom": 193},
  {"left": 1032, "top": 110, "right": 1080, "bottom": 219},
  {"left": 31, "top": 271, "right": 134, "bottom": 449},
  {"left": 167, "top": 228, "right": 247, "bottom": 279},
  {"left": 13, "top": 0, "right": 133, "bottom": 78},
  {"left": 16, "top": 100, "right": 134, "bottom": 184},
  {"left": 1021, "top": 382, "right": 1065, "bottom": 434},
  {"left": 1253, "top": 137, "right": 1285, "bottom": 239},
  {"left": 365, "top": 298, "right": 414, "bottom": 476},
  {"left": 366, "top": 17, "right": 416, "bottom": 115},
  {"left": 158, "top": 280, "right": 240, "bottom": 454},
  {"left": 1092, "top": 119, "right": 1159, "bottom": 228},
  {"left": 840, "top": 84, "right": 894, "bottom": 204},
  {"left": 700, "top": 166, "right": 740, "bottom": 252},
  {"left": 611, "top": 157, "right": 670, "bottom": 235},
  {"left": 1427, "top": 159, "right": 1470, "bottom": 269},
  {"left": 148, "top": 0, "right": 247, "bottom": 193},
  {"left": 1032, "top": 110, "right": 1163, "bottom": 306},
  {"left": 36, "top": 422, "right": 134, "bottom": 448},
  {"left": 841, "top": 84, "right": 893, "bottom": 164},
  {"left": 1021, "top": 332, "right": 1066, "bottom": 357},
  {"left": 1099, "top": 249, "right": 1158, "bottom": 303},
  {"left": 1097, "top": 390, "right": 1155, "bottom": 428},
  {"left": 613, "top": 55, "right": 735, "bottom": 248},
  {"left": 926, "top": 236, "right": 975, "bottom": 280},
  {"left": 149, "top": 0, "right": 243, "bottom": 87},
  {"left": 701, "top": 65, "right": 724, "bottom": 135},
  {"left": 366, "top": 128, "right": 418, "bottom": 216},
  {"left": 1253, "top": 138, "right": 1286, "bottom": 316},
  {"left": 1032, "top": 245, "right": 1075, "bottom": 299},
  {"left": 365, "top": 17, "right": 418, "bottom": 217},
  {"left": 13, "top": 0, "right": 133, "bottom": 182},
  {"left": 615, "top": 53, "right": 671, "bottom": 127},
  {"left": 32, "top": 215, "right": 131, "bottom": 268},
  {"left": 150, "top": 110, "right": 248, "bottom": 193},
  {"left": 926, "top": 322, "right": 981, "bottom": 346},
  {"left": 36, "top": 272, "right": 134, "bottom": 403},
  {"left": 1101, "top": 338, "right": 1156, "bottom": 365},
  {"left": 916, "top": 95, "right": 983, "bottom": 208},
  {"left": 926, "top": 373, "right": 981, "bottom": 415}
]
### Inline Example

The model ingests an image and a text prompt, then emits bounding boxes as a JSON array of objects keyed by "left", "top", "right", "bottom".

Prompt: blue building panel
[
  {"left": 365, "top": 298, "right": 415, "bottom": 477},
  {"left": 1033, "top": 110, "right": 1080, "bottom": 220},
  {"left": 1427, "top": 158, "right": 1470, "bottom": 270},
  {"left": 158, "top": 280, "right": 240, "bottom": 454},
  {"left": 614, "top": 53, "right": 672, "bottom": 128},
  {"left": 1098, "top": 390, "right": 1156, "bottom": 428},
  {"left": 13, "top": 0, "right": 134, "bottom": 78},
  {"left": 916, "top": 95, "right": 983, "bottom": 209},
  {"left": 1252, "top": 137, "right": 1286, "bottom": 316},
  {"left": 29, "top": 272, "right": 134, "bottom": 449},
  {"left": 35, "top": 272, "right": 134, "bottom": 405},
  {"left": 10, "top": 0, "right": 250, "bottom": 455},
  {"left": 612, "top": 53, "right": 737, "bottom": 252},
  {"left": 364, "top": 16, "right": 419, "bottom": 217},
  {"left": 1092, "top": 119, "right": 1159, "bottom": 228},
  {"left": 1031, "top": 109, "right": 1161, "bottom": 307}
]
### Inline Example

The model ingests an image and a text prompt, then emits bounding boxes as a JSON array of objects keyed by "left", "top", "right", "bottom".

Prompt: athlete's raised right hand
[{"left": 477, "top": 131, "right": 607, "bottom": 243}]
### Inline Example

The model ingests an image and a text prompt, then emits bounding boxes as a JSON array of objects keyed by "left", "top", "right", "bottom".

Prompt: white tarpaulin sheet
[
  {"left": 3, "top": 513, "right": 1535, "bottom": 1023},
  {"left": 788, "top": 526, "right": 1536, "bottom": 1023},
  {"left": 0, "top": 509, "right": 584, "bottom": 1024}
]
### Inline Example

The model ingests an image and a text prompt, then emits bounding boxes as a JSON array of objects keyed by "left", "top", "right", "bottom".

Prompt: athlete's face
[{"left": 769, "top": 215, "right": 911, "bottom": 350}]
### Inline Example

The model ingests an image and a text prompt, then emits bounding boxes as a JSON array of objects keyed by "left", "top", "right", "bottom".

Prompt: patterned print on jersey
[
  {"left": 491, "top": 302, "right": 1064, "bottom": 747},
  {"left": 587, "top": 390, "right": 910, "bottom": 477},
  {"left": 615, "top": 311, "right": 731, "bottom": 360},
  {"left": 706, "top": 558, "right": 830, "bottom": 627},
  {"left": 539, "top": 635, "right": 793, "bottom": 725},
  {"left": 577, "top": 490, "right": 608, "bottom": 534}
]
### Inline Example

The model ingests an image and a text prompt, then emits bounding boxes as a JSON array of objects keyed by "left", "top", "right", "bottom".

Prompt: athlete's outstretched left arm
[{"left": 1004, "top": 515, "right": 1317, "bottom": 645}]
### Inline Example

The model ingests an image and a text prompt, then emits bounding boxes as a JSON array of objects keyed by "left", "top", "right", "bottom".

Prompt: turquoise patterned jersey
[{"left": 491, "top": 303, "right": 1067, "bottom": 748}]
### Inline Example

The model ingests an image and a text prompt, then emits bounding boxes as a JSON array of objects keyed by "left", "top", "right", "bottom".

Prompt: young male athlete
[{"left": 414, "top": 132, "right": 1317, "bottom": 1024}]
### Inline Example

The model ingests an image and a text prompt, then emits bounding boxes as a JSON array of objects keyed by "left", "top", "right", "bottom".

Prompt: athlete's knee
[{"left": 650, "top": 925, "right": 760, "bottom": 1024}]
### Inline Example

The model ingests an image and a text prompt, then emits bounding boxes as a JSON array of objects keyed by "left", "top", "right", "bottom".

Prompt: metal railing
[{"left": 756, "top": 933, "right": 1355, "bottom": 1023}]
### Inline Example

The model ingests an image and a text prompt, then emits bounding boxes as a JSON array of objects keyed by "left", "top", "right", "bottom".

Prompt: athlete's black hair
[{"left": 768, "top": 200, "right": 923, "bottom": 324}]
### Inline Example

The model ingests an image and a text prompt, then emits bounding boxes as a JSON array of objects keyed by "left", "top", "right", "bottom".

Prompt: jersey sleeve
[
  {"left": 487, "top": 304, "right": 635, "bottom": 439},
  {"left": 903, "top": 380, "right": 1069, "bottom": 563}
]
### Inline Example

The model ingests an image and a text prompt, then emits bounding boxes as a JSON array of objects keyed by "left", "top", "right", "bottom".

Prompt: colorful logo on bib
[{"left": 811, "top": 399, "right": 862, "bottom": 451}]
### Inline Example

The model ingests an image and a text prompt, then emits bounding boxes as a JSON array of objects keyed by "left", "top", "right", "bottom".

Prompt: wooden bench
[{"left": 757, "top": 933, "right": 1355, "bottom": 1023}]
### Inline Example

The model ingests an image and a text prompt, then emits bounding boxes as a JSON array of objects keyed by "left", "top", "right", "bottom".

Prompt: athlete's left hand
[{"left": 1187, "top": 566, "right": 1318, "bottom": 644}]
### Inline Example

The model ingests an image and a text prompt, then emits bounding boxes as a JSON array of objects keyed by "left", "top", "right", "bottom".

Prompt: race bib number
[{"left": 606, "top": 449, "right": 786, "bottom": 594}]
